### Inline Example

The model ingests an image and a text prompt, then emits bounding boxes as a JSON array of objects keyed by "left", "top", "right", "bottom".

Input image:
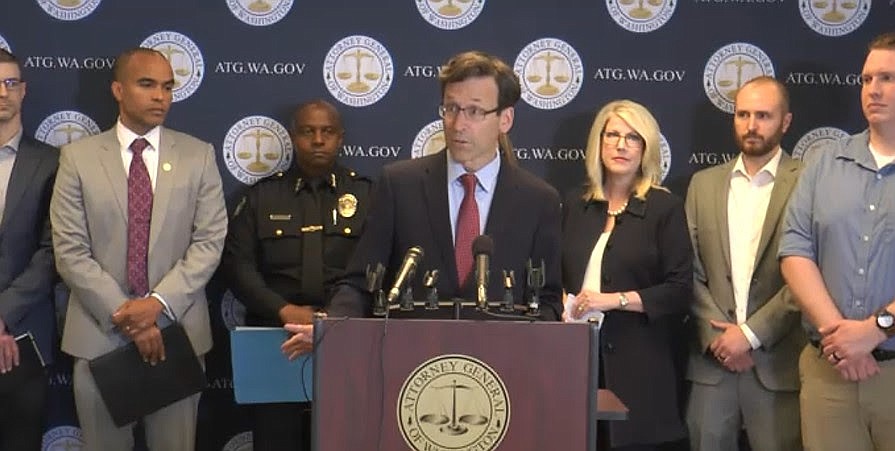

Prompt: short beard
[{"left": 736, "top": 129, "right": 783, "bottom": 158}]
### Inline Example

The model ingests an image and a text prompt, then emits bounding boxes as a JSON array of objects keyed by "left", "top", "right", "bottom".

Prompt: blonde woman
[{"left": 562, "top": 100, "right": 692, "bottom": 450}]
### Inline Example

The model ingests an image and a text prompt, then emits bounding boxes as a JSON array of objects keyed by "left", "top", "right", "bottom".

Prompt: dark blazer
[
  {"left": 0, "top": 136, "right": 59, "bottom": 364},
  {"left": 328, "top": 151, "right": 562, "bottom": 320},
  {"left": 562, "top": 186, "right": 692, "bottom": 447}
]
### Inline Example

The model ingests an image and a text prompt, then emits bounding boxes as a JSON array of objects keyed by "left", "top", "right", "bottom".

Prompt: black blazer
[
  {"left": 0, "top": 136, "right": 59, "bottom": 364},
  {"left": 562, "top": 186, "right": 692, "bottom": 447},
  {"left": 329, "top": 151, "right": 562, "bottom": 320}
]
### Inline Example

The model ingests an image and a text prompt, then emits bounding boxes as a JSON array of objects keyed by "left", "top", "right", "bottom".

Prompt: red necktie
[
  {"left": 127, "top": 138, "right": 153, "bottom": 296},
  {"left": 455, "top": 173, "right": 479, "bottom": 287}
]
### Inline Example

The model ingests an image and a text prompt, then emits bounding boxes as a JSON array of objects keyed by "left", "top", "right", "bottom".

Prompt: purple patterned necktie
[
  {"left": 127, "top": 138, "right": 153, "bottom": 296},
  {"left": 455, "top": 173, "right": 480, "bottom": 287}
]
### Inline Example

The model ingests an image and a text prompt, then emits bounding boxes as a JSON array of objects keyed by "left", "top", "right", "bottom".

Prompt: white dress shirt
[
  {"left": 0, "top": 130, "right": 21, "bottom": 223},
  {"left": 727, "top": 149, "right": 783, "bottom": 349},
  {"left": 116, "top": 121, "right": 161, "bottom": 191},
  {"left": 580, "top": 232, "right": 611, "bottom": 293}
]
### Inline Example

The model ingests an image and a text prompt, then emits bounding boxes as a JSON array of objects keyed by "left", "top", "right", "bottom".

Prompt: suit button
[
  {"left": 606, "top": 241, "right": 613, "bottom": 249},
  {"left": 602, "top": 275, "right": 611, "bottom": 284},
  {"left": 727, "top": 309, "right": 735, "bottom": 317},
  {"left": 605, "top": 343, "right": 615, "bottom": 353},
  {"left": 725, "top": 274, "right": 731, "bottom": 281}
]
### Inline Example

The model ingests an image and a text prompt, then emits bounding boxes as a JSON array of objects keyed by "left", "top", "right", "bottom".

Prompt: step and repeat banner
[{"left": 2, "top": 1, "right": 892, "bottom": 449}]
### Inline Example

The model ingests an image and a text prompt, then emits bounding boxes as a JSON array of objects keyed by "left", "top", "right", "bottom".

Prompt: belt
[{"left": 809, "top": 340, "right": 895, "bottom": 362}]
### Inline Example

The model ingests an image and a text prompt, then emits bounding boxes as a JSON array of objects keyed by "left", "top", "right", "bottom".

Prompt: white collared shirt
[
  {"left": 116, "top": 121, "right": 161, "bottom": 191},
  {"left": 728, "top": 148, "right": 782, "bottom": 349},
  {"left": 0, "top": 129, "right": 21, "bottom": 222},
  {"left": 446, "top": 149, "right": 501, "bottom": 243}
]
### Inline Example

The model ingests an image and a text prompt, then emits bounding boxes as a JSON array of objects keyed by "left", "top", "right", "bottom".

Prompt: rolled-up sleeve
[{"left": 779, "top": 150, "right": 821, "bottom": 261}]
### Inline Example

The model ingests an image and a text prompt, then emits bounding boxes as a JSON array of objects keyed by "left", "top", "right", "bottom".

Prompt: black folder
[
  {"left": 88, "top": 323, "right": 207, "bottom": 427},
  {"left": 0, "top": 332, "right": 46, "bottom": 393}
]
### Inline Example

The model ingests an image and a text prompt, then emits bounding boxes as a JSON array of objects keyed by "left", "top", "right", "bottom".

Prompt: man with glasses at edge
[
  {"left": 282, "top": 50, "right": 563, "bottom": 356},
  {"left": 0, "top": 48, "right": 59, "bottom": 451}
]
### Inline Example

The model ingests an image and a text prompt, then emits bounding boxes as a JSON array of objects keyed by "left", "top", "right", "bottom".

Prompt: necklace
[{"left": 607, "top": 201, "right": 628, "bottom": 217}]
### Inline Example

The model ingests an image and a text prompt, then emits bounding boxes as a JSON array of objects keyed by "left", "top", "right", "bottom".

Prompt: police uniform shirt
[{"left": 223, "top": 165, "right": 371, "bottom": 326}]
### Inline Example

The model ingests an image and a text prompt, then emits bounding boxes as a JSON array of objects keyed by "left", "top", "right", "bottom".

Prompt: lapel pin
[{"left": 162, "top": 162, "right": 172, "bottom": 172}]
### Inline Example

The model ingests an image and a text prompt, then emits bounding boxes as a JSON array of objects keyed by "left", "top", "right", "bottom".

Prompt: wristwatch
[
  {"left": 618, "top": 292, "right": 629, "bottom": 310},
  {"left": 876, "top": 307, "right": 895, "bottom": 336}
]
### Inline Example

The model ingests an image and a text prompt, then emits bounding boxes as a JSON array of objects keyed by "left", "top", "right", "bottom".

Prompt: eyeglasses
[
  {"left": 602, "top": 131, "right": 644, "bottom": 149},
  {"left": 0, "top": 78, "right": 24, "bottom": 90},
  {"left": 438, "top": 104, "right": 500, "bottom": 122}
]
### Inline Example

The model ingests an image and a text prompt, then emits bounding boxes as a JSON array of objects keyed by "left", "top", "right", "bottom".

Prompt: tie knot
[
  {"left": 460, "top": 173, "right": 477, "bottom": 194},
  {"left": 130, "top": 138, "right": 149, "bottom": 156}
]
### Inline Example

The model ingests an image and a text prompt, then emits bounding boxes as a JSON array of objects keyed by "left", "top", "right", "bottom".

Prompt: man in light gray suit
[
  {"left": 685, "top": 76, "right": 805, "bottom": 451},
  {"left": 50, "top": 47, "right": 226, "bottom": 451}
]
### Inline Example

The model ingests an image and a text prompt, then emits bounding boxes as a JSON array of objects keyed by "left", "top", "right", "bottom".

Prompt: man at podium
[{"left": 284, "top": 50, "right": 562, "bottom": 356}]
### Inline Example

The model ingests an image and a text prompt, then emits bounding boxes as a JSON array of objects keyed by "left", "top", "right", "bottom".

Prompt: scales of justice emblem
[{"left": 398, "top": 355, "right": 510, "bottom": 450}]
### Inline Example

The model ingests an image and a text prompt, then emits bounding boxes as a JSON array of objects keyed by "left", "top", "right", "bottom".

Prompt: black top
[
  {"left": 562, "top": 186, "right": 692, "bottom": 447},
  {"left": 222, "top": 164, "right": 372, "bottom": 326}
]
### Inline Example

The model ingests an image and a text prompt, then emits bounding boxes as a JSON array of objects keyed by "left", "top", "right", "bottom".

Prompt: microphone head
[
  {"left": 472, "top": 235, "right": 494, "bottom": 257},
  {"left": 407, "top": 245, "right": 424, "bottom": 259}
]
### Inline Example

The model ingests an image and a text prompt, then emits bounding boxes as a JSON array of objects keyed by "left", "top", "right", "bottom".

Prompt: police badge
[{"left": 338, "top": 193, "right": 358, "bottom": 218}]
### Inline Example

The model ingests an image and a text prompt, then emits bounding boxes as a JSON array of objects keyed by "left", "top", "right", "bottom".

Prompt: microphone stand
[
  {"left": 368, "top": 263, "right": 387, "bottom": 317},
  {"left": 526, "top": 259, "right": 545, "bottom": 317},
  {"left": 423, "top": 270, "right": 439, "bottom": 310},
  {"left": 500, "top": 270, "right": 515, "bottom": 313},
  {"left": 400, "top": 284, "right": 415, "bottom": 312}
]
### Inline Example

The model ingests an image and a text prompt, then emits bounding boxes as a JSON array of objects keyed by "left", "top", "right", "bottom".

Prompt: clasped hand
[
  {"left": 709, "top": 320, "right": 754, "bottom": 373},
  {"left": 819, "top": 318, "right": 884, "bottom": 382},
  {"left": 0, "top": 318, "right": 19, "bottom": 374},
  {"left": 112, "top": 297, "right": 165, "bottom": 365}
]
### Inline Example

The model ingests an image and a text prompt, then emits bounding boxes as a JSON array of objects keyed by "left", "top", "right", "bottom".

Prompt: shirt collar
[
  {"left": 0, "top": 129, "right": 23, "bottom": 154},
  {"left": 446, "top": 149, "right": 501, "bottom": 193},
  {"left": 116, "top": 119, "right": 161, "bottom": 152},
  {"left": 833, "top": 129, "right": 877, "bottom": 169},
  {"left": 731, "top": 146, "right": 782, "bottom": 180}
]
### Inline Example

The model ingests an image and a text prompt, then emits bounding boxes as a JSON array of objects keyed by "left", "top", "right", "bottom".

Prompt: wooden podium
[{"left": 312, "top": 317, "right": 624, "bottom": 450}]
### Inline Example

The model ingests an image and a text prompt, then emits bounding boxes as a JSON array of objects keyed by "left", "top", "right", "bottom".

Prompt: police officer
[{"left": 222, "top": 99, "right": 371, "bottom": 451}]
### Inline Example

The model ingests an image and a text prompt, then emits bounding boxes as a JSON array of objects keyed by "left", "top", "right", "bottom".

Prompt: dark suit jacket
[
  {"left": 0, "top": 136, "right": 59, "bottom": 364},
  {"left": 562, "top": 187, "right": 692, "bottom": 447},
  {"left": 328, "top": 151, "right": 562, "bottom": 320}
]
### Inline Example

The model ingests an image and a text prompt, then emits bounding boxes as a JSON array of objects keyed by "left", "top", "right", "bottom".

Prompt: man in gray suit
[
  {"left": 685, "top": 76, "right": 804, "bottom": 451},
  {"left": 50, "top": 47, "right": 227, "bottom": 451}
]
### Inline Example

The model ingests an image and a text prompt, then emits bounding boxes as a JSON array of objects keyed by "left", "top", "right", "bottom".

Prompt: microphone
[
  {"left": 473, "top": 235, "right": 494, "bottom": 311},
  {"left": 526, "top": 259, "right": 545, "bottom": 317},
  {"left": 387, "top": 246, "right": 424, "bottom": 304},
  {"left": 500, "top": 269, "right": 515, "bottom": 313},
  {"left": 366, "top": 263, "right": 387, "bottom": 317},
  {"left": 423, "top": 269, "right": 440, "bottom": 310}
]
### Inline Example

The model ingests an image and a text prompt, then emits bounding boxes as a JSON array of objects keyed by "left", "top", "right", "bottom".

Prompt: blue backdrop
[{"left": 1, "top": 1, "right": 892, "bottom": 449}]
